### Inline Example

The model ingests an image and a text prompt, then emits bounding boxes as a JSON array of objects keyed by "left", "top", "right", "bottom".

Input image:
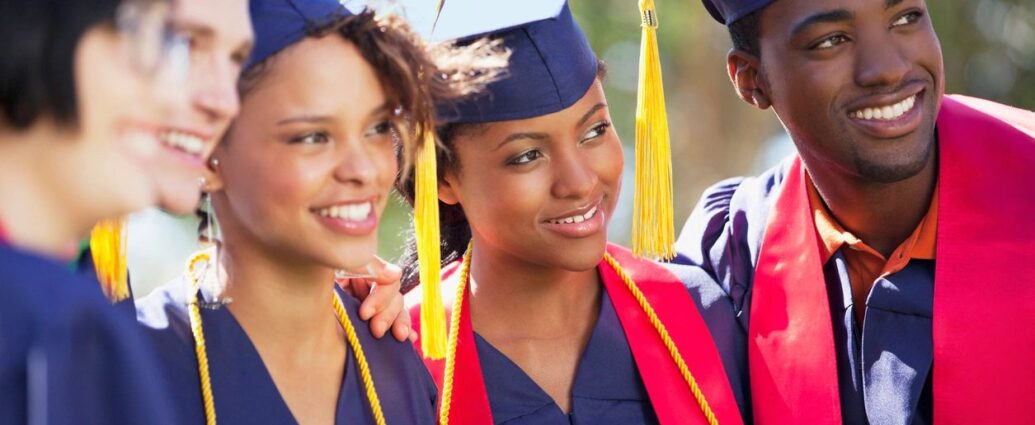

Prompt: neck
[
  {"left": 0, "top": 129, "right": 102, "bottom": 258},
  {"left": 466, "top": 237, "right": 601, "bottom": 339},
  {"left": 220, "top": 230, "right": 341, "bottom": 353},
  {"left": 807, "top": 149, "right": 938, "bottom": 257}
]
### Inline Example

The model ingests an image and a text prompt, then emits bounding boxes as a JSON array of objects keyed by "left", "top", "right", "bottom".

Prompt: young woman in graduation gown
[
  {"left": 0, "top": 0, "right": 191, "bottom": 423},
  {"left": 397, "top": 1, "right": 744, "bottom": 424},
  {"left": 134, "top": 0, "right": 504, "bottom": 424}
]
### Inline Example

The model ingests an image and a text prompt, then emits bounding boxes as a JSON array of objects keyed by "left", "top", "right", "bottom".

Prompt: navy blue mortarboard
[
  {"left": 702, "top": 0, "right": 774, "bottom": 25},
  {"left": 404, "top": 0, "right": 598, "bottom": 124},
  {"left": 246, "top": 0, "right": 355, "bottom": 70}
]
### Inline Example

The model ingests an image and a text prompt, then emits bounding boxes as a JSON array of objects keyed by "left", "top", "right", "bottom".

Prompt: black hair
[
  {"left": 396, "top": 60, "right": 608, "bottom": 291},
  {"left": 728, "top": 8, "right": 763, "bottom": 57},
  {"left": 0, "top": 0, "right": 124, "bottom": 129}
]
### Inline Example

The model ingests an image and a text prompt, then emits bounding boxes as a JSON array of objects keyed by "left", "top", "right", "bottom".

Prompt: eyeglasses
[{"left": 115, "top": 0, "right": 190, "bottom": 83}]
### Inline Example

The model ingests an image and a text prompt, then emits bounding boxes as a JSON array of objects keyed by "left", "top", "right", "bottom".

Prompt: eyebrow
[
  {"left": 577, "top": 103, "right": 608, "bottom": 128},
  {"left": 276, "top": 114, "right": 334, "bottom": 126},
  {"left": 791, "top": 9, "right": 854, "bottom": 37},
  {"left": 494, "top": 132, "right": 549, "bottom": 151},
  {"left": 275, "top": 103, "right": 391, "bottom": 126},
  {"left": 886, "top": 0, "right": 905, "bottom": 9}
]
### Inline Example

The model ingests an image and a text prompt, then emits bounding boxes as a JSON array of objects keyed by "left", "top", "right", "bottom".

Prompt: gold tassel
[
  {"left": 415, "top": 125, "right": 446, "bottom": 360},
  {"left": 89, "top": 218, "right": 130, "bottom": 302},
  {"left": 431, "top": 0, "right": 446, "bottom": 33},
  {"left": 633, "top": 0, "right": 676, "bottom": 260}
]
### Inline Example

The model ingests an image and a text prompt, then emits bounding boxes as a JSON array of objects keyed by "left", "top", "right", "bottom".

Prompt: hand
[{"left": 336, "top": 257, "right": 414, "bottom": 342}]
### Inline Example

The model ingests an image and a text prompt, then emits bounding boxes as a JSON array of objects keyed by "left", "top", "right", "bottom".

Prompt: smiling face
[
  {"left": 439, "top": 81, "right": 623, "bottom": 272},
  {"left": 149, "top": 0, "right": 253, "bottom": 214},
  {"left": 209, "top": 36, "right": 397, "bottom": 271},
  {"left": 742, "top": 0, "right": 944, "bottom": 183}
]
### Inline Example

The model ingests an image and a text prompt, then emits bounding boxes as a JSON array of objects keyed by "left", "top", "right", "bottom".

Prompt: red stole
[
  {"left": 748, "top": 95, "right": 1035, "bottom": 425},
  {"left": 411, "top": 243, "right": 743, "bottom": 425}
]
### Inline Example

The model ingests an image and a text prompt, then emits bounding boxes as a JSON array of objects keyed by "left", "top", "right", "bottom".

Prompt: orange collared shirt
[{"left": 806, "top": 176, "right": 938, "bottom": 323}]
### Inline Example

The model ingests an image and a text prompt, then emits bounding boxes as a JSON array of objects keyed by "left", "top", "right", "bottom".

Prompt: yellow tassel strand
[
  {"left": 186, "top": 252, "right": 217, "bottom": 425},
  {"left": 415, "top": 126, "right": 447, "bottom": 360},
  {"left": 437, "top": 243, "right": 717, "bottom": 424},
  {"left": 89, "top": 218, "right": 130, "bottom": 302},
  {"left": 603, "top": 254, "right": 719, "bottom": 425},
  {"left": 438, "top": 241, "right": 472, "bottom": 424},
  {"left": 333, "top": 291, "right": 387, "bottom": 425},
  {"left": 431, "top": 0, "right": 446, "bottom": 32},
  {"left": 633, "top": 0, "right": 676, "bottom": 260},
  {"left": 185, "top": 251, "right": 386, "bottom": 425}
]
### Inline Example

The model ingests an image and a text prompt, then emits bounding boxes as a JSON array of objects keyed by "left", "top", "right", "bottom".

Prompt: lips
[
  {"left": 844, "top": 87, "right": 926, "bottom": 139},
  {"left": 312, "top": 199, "right": 378, "bottom": 236},
  {"left": 157, "top": 128, "right": 213, "bottom": 168},
  {"left": 542, "top": 200, "right": 606, "bottom": 239}
]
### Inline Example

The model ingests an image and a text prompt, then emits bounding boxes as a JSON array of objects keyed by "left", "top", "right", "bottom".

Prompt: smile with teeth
[
  {"left": 547, "top": 205, "right": 598, "bottom": 225},
  {"left": 159, "top": 130, "right": 206, "bottom": 157},
  {"left": 849, "top": 95, "right": 917, "bottom": 121},
  {"left": 316, "top": 202, "right": 373, "bottom": 221}
]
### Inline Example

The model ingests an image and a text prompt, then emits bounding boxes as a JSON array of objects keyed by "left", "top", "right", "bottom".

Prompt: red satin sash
[
  {"left": 748, "top": 95, "right": 1035, "bottom": 425},
  {"left": 411, "top": 243, "right": 743, "bottom": 425}
]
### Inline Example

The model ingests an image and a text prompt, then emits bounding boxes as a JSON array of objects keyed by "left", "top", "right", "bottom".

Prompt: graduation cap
[
  {"left": 245, "top": 0, "right": 354, "bottom": 70},
  {"left": 702, "top": 0, "right": 775, "bottom": 25}
]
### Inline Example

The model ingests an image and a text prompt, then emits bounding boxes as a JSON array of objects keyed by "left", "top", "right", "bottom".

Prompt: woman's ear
[
  {"left": 201, "top": 156, "right": 225, "bottom": 192},
  {"left": 438, "top": 171, "right": 460, "bottom": 205}
]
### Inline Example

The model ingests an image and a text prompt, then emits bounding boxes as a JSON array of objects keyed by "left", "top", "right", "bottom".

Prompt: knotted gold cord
[
  {"left": 185, "top": 251, "right": 387, "bottom": 425},
  {"left": 438, "top": 243, "right": 717, "bottom": 425}
]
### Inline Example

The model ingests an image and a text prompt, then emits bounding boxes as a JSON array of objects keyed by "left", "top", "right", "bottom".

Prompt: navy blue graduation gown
[
  {"left": 136, "top": 277, "right": 438, "bottom": 425},
  {"left": 0, "top": 244, "right": 175, "bottom": 425},
  {"left": 473, "top": 290, "right": 659, "bottom": 424},
  {"left": 671, "top": 159, "right": 935, "bottom": 425}
]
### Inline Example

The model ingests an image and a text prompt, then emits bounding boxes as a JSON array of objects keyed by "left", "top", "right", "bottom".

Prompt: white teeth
[
  {"left": 850, "top": 95, "right": 917, "bottom": 121},
  {"left": 159, "top": 130, "right": 205, "bottom": 156},
  {"left": 316, "top": 202, "right": 372, "bottom": 221},
  {"left": 548, "top": 205, "right": 599, "bottom": 225}
]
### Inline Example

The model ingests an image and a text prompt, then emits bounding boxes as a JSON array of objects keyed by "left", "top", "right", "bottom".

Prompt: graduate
[
  {"left": 134, "top": 0, "right": 504, "bottom": 423},
  {"left": 397, "top": 1, "right": 744, "bottom": 424},
  {"left": 75, "top": 0, "right": 253, "bottom": 318},
  {"left": 673, "top": 1, "right": 1035, "bottom": 424},
  {"left": 0, "top": 0, "right": 190, "bottom": 422}
]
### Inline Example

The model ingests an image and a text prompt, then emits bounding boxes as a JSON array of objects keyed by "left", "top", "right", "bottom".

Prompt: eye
[
  {"left": 508, "top": 149, "right": 543, "bottom": 165},
  {"left": 288, "top": 131, "right": 330, "bottom": 145},
  {"left": 812, "top": 34, "right": 850, "bottom": 50},
  {"left": 364, "top": 120, "right": 395, "bottom": 137},
  {"left": 891, "top": 10, "right": 923, "bottom": 28},
  {"left": 581, "top": 121, "right": 611, "bottom": 143}
]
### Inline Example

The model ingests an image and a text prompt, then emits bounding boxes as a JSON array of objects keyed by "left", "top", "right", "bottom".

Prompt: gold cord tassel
[
  {"left": 89, "top": 218, "right": 130, "bottom": 302},
  {"left": 633, "top": 0, "right": 676, "bottom": 260},
  {"left": 415, "top": 126, "right": 447, "bottom": 359}
]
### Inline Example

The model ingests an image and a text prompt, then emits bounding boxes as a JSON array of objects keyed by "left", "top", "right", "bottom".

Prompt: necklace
[
  {"left": 185, "top": 251, "right": 387, "bottom": 425},
  {"left": 438, "top": 242, "right": 718, "bottom": 425}
]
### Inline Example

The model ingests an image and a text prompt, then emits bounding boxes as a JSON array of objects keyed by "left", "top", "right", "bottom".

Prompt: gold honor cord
[
  {"left": 185, "top": 252, "right": 387, "bottom": 425},
  {"left": 438, "top": 243, "right": 717, "bottom": 425}
]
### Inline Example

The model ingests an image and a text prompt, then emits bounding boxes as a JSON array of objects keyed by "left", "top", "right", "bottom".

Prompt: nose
[
  {"left": 550, "top": 144, "right": 597, "bottom": 201},
  {"left": 193, "top": 55, "right": 241, "bottom": 121},
  {"left": 333, "top": 140, "right": 381, "bottom": 188},
  {"left": 854, "top": 30, "right": 911, "bottom": 89}
]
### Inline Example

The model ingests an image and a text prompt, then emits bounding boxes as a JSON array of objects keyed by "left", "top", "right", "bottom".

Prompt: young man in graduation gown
[
  {"left": 397, "top": 1, "right": 745, "bottom": 423},
  {"left": 672, "top": 0, "right": 1035, "bottom": 424}
]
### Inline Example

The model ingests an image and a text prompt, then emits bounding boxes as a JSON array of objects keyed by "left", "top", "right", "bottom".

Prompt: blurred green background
[{"left": 127, "top": 0, "right": 1035, "bottom": 297}]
